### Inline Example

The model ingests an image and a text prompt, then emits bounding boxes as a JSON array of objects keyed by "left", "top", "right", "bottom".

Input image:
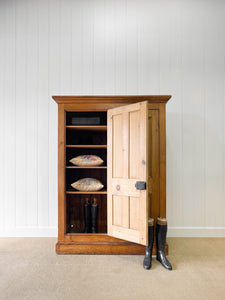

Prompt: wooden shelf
[
  {"left": 66, "top": 190, "right": 107, "bottom": 195},
  {"left": 66, "top": 145, "right": 107, "bottom": 148},
  {"left": 66, "top": 233, "right": 107, "bottom": 236},
  {"left": 66, "top": 166, "right": 107, "bottom": 169},
  {"left": 66, "top": 125, "right": 107, "bottom": 131}
]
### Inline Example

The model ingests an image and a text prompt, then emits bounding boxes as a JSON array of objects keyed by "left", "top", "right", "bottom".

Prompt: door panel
[
  {"left": 107, "top": 101, "right": 148, "bottom": 245},
  {"left": 129, "top": 110, "right": 141, "bottom": 178},
  {"left": 130, "top": 196, "right": 140, "bottom": 230},
  {"left": 112, "top": 113, "right": 125, "bottom": 178},
  {"left": 112, "top": 195, "right": 129, "bottom": 228}
]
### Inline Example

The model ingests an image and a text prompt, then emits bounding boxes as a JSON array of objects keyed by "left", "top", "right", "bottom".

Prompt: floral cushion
[
  {"left": 69, "top": 155, "right": 104, "bottom": 166},
  {"left": 71, "top": 178, "right": 104, "bottom": 191}
]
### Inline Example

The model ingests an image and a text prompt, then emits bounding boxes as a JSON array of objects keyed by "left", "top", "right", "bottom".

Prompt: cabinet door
[{"left": 107, "top": 101, "right": 148, "bottom": 246}]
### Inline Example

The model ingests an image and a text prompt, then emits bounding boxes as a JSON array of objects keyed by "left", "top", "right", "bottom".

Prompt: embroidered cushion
[
  {"left": 69, "top": 155, "right": 104, "bottom": 166},
  {"left": 71, "top": 178, "right": 104, "bottom": 191}
]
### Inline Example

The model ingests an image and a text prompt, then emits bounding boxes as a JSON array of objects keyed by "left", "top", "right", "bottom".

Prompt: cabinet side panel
[
  {"left": 148, "top": 110, "right": 160, "bottom": 221},
  {"left": 58, "top": 104, "right": 66, "bottom": 241},
  {"left": 159, "top": 104, "right": 167, "bottom": 218}
]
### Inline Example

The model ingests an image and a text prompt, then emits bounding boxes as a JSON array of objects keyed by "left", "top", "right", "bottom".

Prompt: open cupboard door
[{"left": 107, "top": 101, "right": 148, "bottom": 246}]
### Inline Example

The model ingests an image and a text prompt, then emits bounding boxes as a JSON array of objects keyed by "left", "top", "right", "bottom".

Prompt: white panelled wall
[{"left": 0, "top": 0, "right": 224, "bottom": 237}]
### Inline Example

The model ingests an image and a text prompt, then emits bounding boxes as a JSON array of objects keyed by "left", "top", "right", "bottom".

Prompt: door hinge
[{"left": 135, "top": 181, "right": 146, "bottom": 190}]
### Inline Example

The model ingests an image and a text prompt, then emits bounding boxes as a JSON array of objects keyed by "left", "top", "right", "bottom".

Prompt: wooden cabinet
[{"left": 52, "top": 95, "right": 171, "bottom": 255}]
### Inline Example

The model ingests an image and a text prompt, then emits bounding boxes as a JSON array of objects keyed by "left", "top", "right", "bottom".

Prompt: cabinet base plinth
[{"left": 56, "top": 242, "right": 168, "bottom": 255}]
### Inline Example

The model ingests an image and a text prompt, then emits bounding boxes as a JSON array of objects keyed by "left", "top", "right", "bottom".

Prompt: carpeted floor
[{"left": 0, "top": 238, "right": 225, "bottom": 300}]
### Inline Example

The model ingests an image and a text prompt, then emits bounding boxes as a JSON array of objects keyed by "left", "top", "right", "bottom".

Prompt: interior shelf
[
  {"left": 66, "top": 125, "right": 107, "bottom": 131},
  {"left": 65, "top": 110, "right": 108, "bottom": 235},
  {"left": 66, "top": 190, "right": 107, "bottom": 195},
  {"left": 66, "top": 166, "right": 107, "bottom": 169},
  {"left": 66, "top": 145, "right": 107, "bottom": 148},
  {"left": 66, "top": 233, "right": 107, "bottom": 236}
]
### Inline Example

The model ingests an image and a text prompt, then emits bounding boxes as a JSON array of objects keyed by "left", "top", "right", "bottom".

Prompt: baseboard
[
  {"left": 0, "top": 227, "right": 58, "bottom": 237},
  {"left": 168, "top": 227, "right": 225, "bottom": 237},
  {"left": 1, "top": 227, "right": 225, "bottom": 238}
]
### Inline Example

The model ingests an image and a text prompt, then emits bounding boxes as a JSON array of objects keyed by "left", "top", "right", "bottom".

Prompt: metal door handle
[{"left": 135, "top": 181, "right": 146, "bottom": 190}]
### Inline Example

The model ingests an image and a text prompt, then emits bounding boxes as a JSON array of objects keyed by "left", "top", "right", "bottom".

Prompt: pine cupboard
[{"left": 52, "top": 95, "right": 171, "bottom": 255}]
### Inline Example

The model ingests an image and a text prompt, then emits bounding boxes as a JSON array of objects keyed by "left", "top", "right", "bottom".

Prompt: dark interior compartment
[
  {"left": 66, "top": 168, "right": 107, "bottom": 191},
  {"left": 66, "top": 194, "right": 107, "bottom": 234},
  {"left": 65, "top": 111, "right": 108, "bottom": 235},
  {"left": 66, "top": 129, "right": 107, "bottom": 145},
  {"left": 66, "top": 111, "right": 107, "bottom": 126}
]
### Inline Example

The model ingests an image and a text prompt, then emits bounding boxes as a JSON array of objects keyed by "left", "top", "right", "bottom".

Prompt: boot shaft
[
  {"left": 156, "top": 218, "right": 172, "bottom": 270},
  {"left": 91, "top": 203, "right": 98, "bottom": 233},
  {"left": 156, "top": 218, "right": 168, "bottom": 251},
  {"left": 83, "top": 203, "right": 91, "bottom": 233},
  {"left": 143, "top": 218, "right": 154, "bottom": 270},
  {"left": 148, "top": 219, "right": 154, "bottom": 248}
]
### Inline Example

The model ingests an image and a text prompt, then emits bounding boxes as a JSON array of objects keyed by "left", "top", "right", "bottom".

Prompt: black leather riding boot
[
  {"left": 91, "top": 199, "right": 98, "bottom": 233},
  {"left": 83, "top": 201, "right": 91, "bottom": 233},
  {"left": 143, "top": 218, "right": 154, "bottom": 270},
  {"left": 156, "top": 217, "right": 172, "bottom": 270}
]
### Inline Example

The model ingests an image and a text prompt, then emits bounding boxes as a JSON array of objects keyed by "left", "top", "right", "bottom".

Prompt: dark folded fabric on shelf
[{"left": 72, "top": 117, "right": 101, "bottom": 125}]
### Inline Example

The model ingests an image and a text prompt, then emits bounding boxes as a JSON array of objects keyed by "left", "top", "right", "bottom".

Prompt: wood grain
[
  {"left": 56, "top": 241, "right": 168, "bottom": 255},
  {"left": 66, "top": 190, "right": 107, "bottom": 195},
  {"left": 53, "top": 96, "right": 169, "bottom": 254},
  {"left": 58, "top": 104, "right": 66, "bottom": 241},
  {"left": 148, "top": 109, "right": 160, "bottom": 223},
  {"left": 66, "top": 166, "right": 107, "bottom": 169},
  {"left": 53, "top": 95, "right": 171, "bottom": 104},
  {"left": 107, "top": 101, "right": 148, "bottom": 246},
  {"left": 66, "top": 125, "right": 107, "bottom": 131},
  {"left": 66, "top": 145, "right": 107, "bottom": 148},
  {"left": 159, "top": 104, "right": 167, "bottom": 218}
]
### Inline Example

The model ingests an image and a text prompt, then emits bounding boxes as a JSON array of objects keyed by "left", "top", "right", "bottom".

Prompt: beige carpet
[{"left": 0, "top": 238, "right": 225, "bottom": 300}]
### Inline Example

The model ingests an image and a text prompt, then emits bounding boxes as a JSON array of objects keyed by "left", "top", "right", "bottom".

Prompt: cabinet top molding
[{"left": 52, "top": 95, "right": 171, "bottom": 104}]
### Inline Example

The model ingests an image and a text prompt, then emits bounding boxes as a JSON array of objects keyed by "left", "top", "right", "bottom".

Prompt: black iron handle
[{"left": 135, "top": 181, "right": 146, "bottom": 190}]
